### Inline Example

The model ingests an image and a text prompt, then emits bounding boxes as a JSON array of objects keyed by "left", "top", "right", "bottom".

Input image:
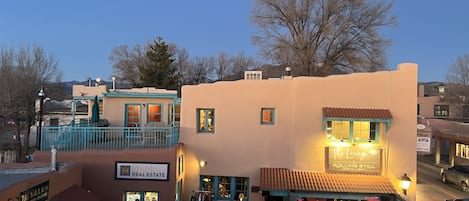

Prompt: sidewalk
[{"left": 417, "top": 153, "right": 452, "bottom": 169}]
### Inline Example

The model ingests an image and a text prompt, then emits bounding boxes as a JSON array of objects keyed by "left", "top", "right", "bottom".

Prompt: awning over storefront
[
  {"left": 322, "top": 107, "right": 392, "bottom": 119},
  {"left": 322, "top": 107, "right": 393, "bottom": 131},
  {"left": 260, "top": 168, "right": 398, "bottom": 195}
]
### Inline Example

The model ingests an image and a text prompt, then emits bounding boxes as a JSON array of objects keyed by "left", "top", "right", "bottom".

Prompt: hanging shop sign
[
  {"left": 326, "top": 146, "right": 382, "bottom": 174},
  {"left": 115, "top": 161, "right": 169, "bottom": 181},
  {"left": 416, "top": 137, "right": 431, "bottom": 153}
]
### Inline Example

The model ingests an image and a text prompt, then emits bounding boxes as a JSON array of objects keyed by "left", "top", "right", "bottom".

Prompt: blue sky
[{"left": 0, "top": 1, "right": 468, "bottom": 82}]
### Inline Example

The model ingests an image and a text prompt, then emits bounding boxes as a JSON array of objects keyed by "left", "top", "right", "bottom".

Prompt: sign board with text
[
  {"left": 326, "top": 146, "right": 382, "bottom": 175},
  {"left": 115, "top": 162, "right": 169, "bottom": 181},
  {"left": 416, "top": 137, "right": 431, "bottom": 153}
]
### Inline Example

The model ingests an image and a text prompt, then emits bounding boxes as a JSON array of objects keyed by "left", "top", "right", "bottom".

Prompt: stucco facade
[
  {"left": 180, "top": 63, "right": 418, "bottom": 201},
  {"left": 0, "top": 162, "right": 83, "bottom": 201}
]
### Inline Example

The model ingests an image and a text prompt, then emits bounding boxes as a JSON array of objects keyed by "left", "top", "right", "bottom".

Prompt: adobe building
[
  {"left": 0, "top": 161, "right": 92, "bottom": 201},
  {"left": 180, "top": 63, "right": 418, "bottom": 201},
  {"left": 33, "top": 85, "right": 184, "bottom": 201}
]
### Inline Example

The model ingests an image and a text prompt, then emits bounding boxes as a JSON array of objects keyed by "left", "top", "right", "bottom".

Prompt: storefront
[
  {"left": 259, "top": 168, "right": 401, "bottom": 201},
  {"left": 434, "top": 125, "right": 469, "bottom": 166}
]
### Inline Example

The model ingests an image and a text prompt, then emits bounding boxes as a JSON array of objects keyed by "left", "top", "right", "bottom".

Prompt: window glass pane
[
  {"left": 261, "top": 108, "right": 274, "bottom": 124},
  {"left": 144, "top": 192, "right": 159, "bottom": 201},
  {"left": 235, "top": 177, "right": 249, "bottom": 201},
  {"left": 201, "top": 176, "right": 214, "bottom": 191},
  {"left": 148, "top": 104, "right": 162, "bottom": 123},
  {"left": 198, "top": 109, "right": 215, "bottom": 132},
  {"left": 331, "top": 121, "right": 349, "bottom": 140},
  {"left": 218, "top": 176, "right": 231, "bottom": 199},
  {"left": 126, "top": 191, "right": 141, "bottom": 201},
  {"left": 353, "top": 121, "right": 370, "bottom": 141},
  {"left": 127, "top": 105, "right": 140, "bottom": 127},
  {"left": 169, "top": 104, "right": 181, "bottom": 123},
  {"left": 370, "top": 122, "right": 377, "bottom": 140}
]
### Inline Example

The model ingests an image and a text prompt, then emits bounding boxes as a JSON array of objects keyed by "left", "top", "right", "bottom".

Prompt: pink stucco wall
[
  {"left": 180, "top": 63, "right": 418, "bottom": 201},
  {"left": 0, "top": 163, "right": 82, "bottom": 201},
  {"left": 34, "top": 145, "right": 183, "bottom": 201}
]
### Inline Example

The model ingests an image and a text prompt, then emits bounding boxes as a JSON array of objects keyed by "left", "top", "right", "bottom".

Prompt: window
[
  {"left": 326, "top": 121, "right": 350, "bottom": 140},
  {"left": 169, "top": 104, "right": 181, "bottom": 123},
  {"left": 218, "top": 176, "right": 231, "bottom": 199},
  {"left": 177, "top": 155, "right": 184, "bottom": 176},
  {"left": 261, "top": 108, "right": 275, "bottom": 124},
  {"left": 50, "top": 118, "right": 59, "bottom": 126},
  {"left": 326, "top": 120, "right": 379, "bottom": 143},
  {"left": 434, "top": 105, "right": 449, "bottom": 117},
  {"left": 124, "top": 191, "right": 159, "bottom": 201},
  {"left": 197, "top": 108, "right": 215, "bottom": 133},
  {"left": 126, "top": 104, "right": 141, "bottom": 127},
  {"left": 200, "top": 175, "right": 249, "bottom": 201},
  {"left": 147, "top": 104, "right": 162, "bottom": 123}
]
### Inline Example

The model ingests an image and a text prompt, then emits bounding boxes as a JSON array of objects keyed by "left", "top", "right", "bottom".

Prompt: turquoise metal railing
[{"left": 40, "top": 125, "right": 180, "bottom": 151}]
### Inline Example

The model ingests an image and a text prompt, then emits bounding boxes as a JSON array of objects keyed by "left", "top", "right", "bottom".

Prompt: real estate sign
[{"left": 115, "top": 162, "right": 169, "bottom": 180}]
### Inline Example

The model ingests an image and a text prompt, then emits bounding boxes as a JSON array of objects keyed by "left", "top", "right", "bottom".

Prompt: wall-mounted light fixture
[
  {"left": 400, "top": 173, "right": 411, "bottom": 195},
  {"left": 199, "top": 160, "right": 207, "bottom": 167}
]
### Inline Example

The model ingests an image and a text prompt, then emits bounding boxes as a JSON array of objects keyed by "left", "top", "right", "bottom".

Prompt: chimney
[{"left": 50, "top": 145, "right": 57, "bottom": 171}]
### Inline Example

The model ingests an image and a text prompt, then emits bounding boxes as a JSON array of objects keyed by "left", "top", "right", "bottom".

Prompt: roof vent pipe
[{"left": 50, "top": 145, "right": 57, "bottom": 171}]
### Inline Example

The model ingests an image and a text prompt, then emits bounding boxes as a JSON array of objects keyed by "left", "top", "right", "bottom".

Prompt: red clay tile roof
[
  {"left": 322, "top": 107, "right": 392, "bottom": 119},
  {"left": 260, "top": 168, "right": 397, "bottom": 194}
]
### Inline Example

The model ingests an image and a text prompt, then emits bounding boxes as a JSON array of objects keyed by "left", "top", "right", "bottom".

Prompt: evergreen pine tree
[{"left": 138, "top": 37, "right": 178, "bottom": 89}]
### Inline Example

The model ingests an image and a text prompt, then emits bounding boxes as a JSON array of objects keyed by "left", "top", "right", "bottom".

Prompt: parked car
[{"left": 441, "top": 164, "right": 469, "bottom": 192}]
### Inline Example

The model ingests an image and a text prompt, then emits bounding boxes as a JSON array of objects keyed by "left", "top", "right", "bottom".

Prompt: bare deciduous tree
[
  {"left": 109, "top": 44, "right": 148, "bottom": 86},
  {"left": 252, "top": 0, "right": 396, "bottom": 76},
  {"left": 0, "top": 45, "right": 62, "bottom": 162},
  {"left": 186, "top": 57, "right": 214, "bottom": 85},
  {"left": 230, "top": 52, "right": 260, "bottom": 80},
  {"left": 445, "top": 55, "right": 469, "bottom": 117},
  {"left": 214, "top": 52, "right": 232, "bottom": 81}
]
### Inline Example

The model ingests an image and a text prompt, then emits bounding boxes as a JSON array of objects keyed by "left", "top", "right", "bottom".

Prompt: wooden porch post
[
  {"left": 435, "top": 136, "right": 441, "bottom": 165},
  {"left": 449, "top": 140, "right": 455, "bottom": 166}
]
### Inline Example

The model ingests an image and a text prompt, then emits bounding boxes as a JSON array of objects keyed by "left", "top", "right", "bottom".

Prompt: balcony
[{"left": 39, "top": 124, "right": 179, "bottom": 151}]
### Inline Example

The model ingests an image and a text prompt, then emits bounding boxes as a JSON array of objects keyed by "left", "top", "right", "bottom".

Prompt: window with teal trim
[
  {"left": 147, "top": 103, "right": 162, "bottom": 123},
  {"left": 261, "top": 108, "right": 275, "bottom": 125},
  {"left": 197, "top": 108, "right": 215, "bottom": 133},
  {"left": 326, "top": 120, "right": 380, "bottom": 143},
  {"left": 200, "top": 175, "right": 249, "bottom": 201},
  {"left": 124, "top": 191, "right": 159, "bottom": 201}
]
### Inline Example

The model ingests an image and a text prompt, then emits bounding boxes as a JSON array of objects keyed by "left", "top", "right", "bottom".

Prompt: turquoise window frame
[
  {"left": 146, "top": 103, "right": 163, "bottom": 124},
  {"left": 261, "top": 108, "right": 275, "bottom": 125},
  {"left": 124, "top": 103, "right": 142, "bottom": 127},
  {"left": 168, "top": 103, "right": 181, "bottom": 124},
  {"left": 199, "top": 175, "right": 250, "bottom": 201},
  {"left": 197, "top": 108, "right": 215, "bottom": 133},
  {"left": 323, "top": 118, "right": 391, "bottom": 143}
]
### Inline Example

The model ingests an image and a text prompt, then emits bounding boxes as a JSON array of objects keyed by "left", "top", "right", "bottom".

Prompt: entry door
[{"left": 126, "top": 104, "right": 141, "bottom": 127}]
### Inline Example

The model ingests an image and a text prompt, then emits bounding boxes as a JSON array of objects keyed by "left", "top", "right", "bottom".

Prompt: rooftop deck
[{"left": 40, "top": 125, "right": 179, "bottom": 151}]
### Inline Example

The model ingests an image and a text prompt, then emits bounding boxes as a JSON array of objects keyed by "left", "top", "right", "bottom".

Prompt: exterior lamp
[
  {"left": 112, "top": 76, "right": 116, "bottom": 91},
  {"left": 285, "top": 66, "right": 292, "bottom": 76},
  {"left": 199, "top": 160, "right": 207, "bottom": 167},
  {"left": 37, "top": 86, "right": 46, "bottom": 150},
  {"left": 400, "top": 173, "right": 411, "bottom": 195},
  {"left": 96, "top": 77, "right": 101, "bottom": 86}
]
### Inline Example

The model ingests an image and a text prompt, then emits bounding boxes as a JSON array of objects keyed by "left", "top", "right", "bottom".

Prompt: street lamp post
[{"left": 37, "top": 86, "right": 45, "bottom": 150}]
